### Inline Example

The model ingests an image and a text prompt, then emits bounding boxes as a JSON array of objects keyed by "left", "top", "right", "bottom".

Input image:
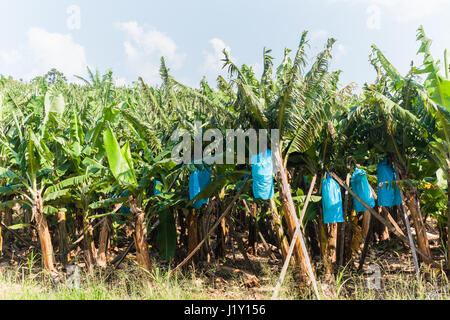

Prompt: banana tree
[
  {"left": 414, "top": 26, "right": 450, "bottom": 269},
  {"left": 340, "top": 43, "right": 441, "bottom": 263},
  {"left": 220, "top": 31, "right": 338, "bottom": 284},
  {"left": 0, "top": 88, "right": 70, "bottom": 272},
  {"left": 53, "top": 97, "right": 124, "bottom": 268},
  {"left": 102, "top": 123, "right": 154, "bottom": 271}
]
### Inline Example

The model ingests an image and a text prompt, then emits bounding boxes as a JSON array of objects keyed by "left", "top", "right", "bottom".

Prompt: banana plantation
[{"left": 0, "top": 26, "right": 449, "bottom": 299}]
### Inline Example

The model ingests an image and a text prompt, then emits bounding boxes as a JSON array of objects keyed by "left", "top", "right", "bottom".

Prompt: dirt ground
[{"left": 0, "top": 216, "right": 448, "bottom": 300}]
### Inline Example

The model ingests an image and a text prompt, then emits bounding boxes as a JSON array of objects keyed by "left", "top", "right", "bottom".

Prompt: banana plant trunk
[
  {"left": 248, "top": 203, "right": 258, "bottom": 254},
  {"left": 188, "top": 209, "right": 200, "bottom": 263},
  {"left": 447, "top": 164, "right": 450, "bottom": 271},
  {"left": 362, "top": 211, "right": 371, "bottom": 240},
  {"left": 97, "top": 216, "right": 112, "bottom": 268},
  {"left": 327, "top": 223, "right": 338, "bottom": 270},
  {"left": 269, "top": 199, "right": 290, "bottom": 260},
  {"left": 317, "top": 206, "right": 334, "bottom": 277},
  {"left": 82, "top": 217, "right": 97, "bottom": 269},
  {"left": 57, "top": 211, "right": 68, "bottom": 267},
  {"left": 405, "top": 192, "right": 431, "bottom": 259},
  {"left": 397, "top": 164, "right": 432, "bottom": 262},
  {"left": 0, "top": 213, "right": 2, "bottom": 255},
  {"left": 129, "top": 196, "right": 152, "bottom": 272},
  {"left": 273, "top": 149, "right": 309, "bottom": 284},
  {"left": 217, "top": 218, "right": 229, "bottom": 259},
  {"left": 3, "top": 209, "right": 12, "bottom": 242},
  {"left": 32, "top": 192, "right": 56, "bottom": 272}
]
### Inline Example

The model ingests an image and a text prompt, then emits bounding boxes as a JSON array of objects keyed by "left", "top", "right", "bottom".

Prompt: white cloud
[
  {"left": 27, "top": 28, "right": 88, "bottom": 80},
  {"left": 0, "top": 28, "right": 88, "bottom": 82},
  {"left": 202, "top": 38, "right": 232, "bottom": 75},
  {"left": 117, "top": 21, "right": 186, "bottom": 84}
]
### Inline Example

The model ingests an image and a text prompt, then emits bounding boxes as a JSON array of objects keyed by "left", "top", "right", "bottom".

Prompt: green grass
[{"left": 0, "top": 260, "right": 448, "bottom": 300}]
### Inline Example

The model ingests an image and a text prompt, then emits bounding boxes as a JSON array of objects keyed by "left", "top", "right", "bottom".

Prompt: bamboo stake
[
  {"left": 272, "top": 174, "right": 319, "bottom": 300},
  {"left": 358, "top": 209, "right": 374, "bottom": 272},
  {"left": 367, "top": 185, "right": 407, "bottom": 238},
  {"left": 338, "top": 172, "right": 351, "bottom": 267},
  {"left": 393, "top": 165, "right": 421, "bottom": 282},
  {"left": 273, "top": 149, "right": 317, "bottom": 287},
  {"left": 356, "top": 186, "right": 399, "bottom": 271},
  {"left": 399, "top": 199, "right": 421, "bottom": 281},
  {"left": 299, "top": 175, "right": 318, "bottom": 223},
  {"left": 0, "top": 221, "right": 31, "bottom": 247},
  {"left": 395, "top": 166, "right": 431, "bottom": 259},
  {"left": 327, "top": 171, "right": 435, "bottom": 266},
  {"left": 258, "top": 231, "right": 277, "bottom": 261}
]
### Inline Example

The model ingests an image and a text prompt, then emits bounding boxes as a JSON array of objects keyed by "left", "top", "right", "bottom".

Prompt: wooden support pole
[
  {"left": 367, "top": 185, "right": 406, "bottom": 238},
  {"left": 395, "top": 165, "right": 431, "bottom": 261},
  {"left": 273, "top": 149, "right": 315, "bottom": 285},
  {"left": 390, "top": 169, "right": 420, "bottom": 281},
  {"left": 358, "top": 210, "right": 374, "bottom": 272},
  {"left": 338, "top": 173, "right": 351, "bottom": 267},
  {"left": 0, "top": 221, "right": 31, "bottom": 247},
  {"left": 272, "top": 174, "right": 320, "bottom": 300}
]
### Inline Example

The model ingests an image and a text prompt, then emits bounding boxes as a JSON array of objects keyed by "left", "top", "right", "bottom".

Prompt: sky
[{"left": 0, "top": 0, "right": 449, "bottom": 90}]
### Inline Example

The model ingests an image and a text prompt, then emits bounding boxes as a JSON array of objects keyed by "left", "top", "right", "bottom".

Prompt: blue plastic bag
[
  {"left": 250, "top": 150, "right": 275, "bottom": 200},
  {"left": 351, "top": 168, "right": 375, "bottom": 213},
  {"left": 111, "top": 191, "right": 131, "bottom": 214},
  {"left": 322, "top": 173, "right": 344, "bottom": 224},
  {"left": 189, "top": 169, "right": 211, "bottom": 209},
  {"left": 154, "top": 180, "right": 163, "bottom": 195},
  {"left": 120, "top": 206, "right": 131, "bottom": 214},
  {"left": 377, "top": 159, "right": 402, "bottom": 207}
]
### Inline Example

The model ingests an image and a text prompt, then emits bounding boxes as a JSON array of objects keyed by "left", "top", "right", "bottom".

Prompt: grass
[{"left": 0, "top": 255, "right": 449, "bottom": 300}]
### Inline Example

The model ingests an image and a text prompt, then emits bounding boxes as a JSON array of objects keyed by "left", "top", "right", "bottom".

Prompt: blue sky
[{"left": 0, "top": 0, "right": 449, "bottom": 90}]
